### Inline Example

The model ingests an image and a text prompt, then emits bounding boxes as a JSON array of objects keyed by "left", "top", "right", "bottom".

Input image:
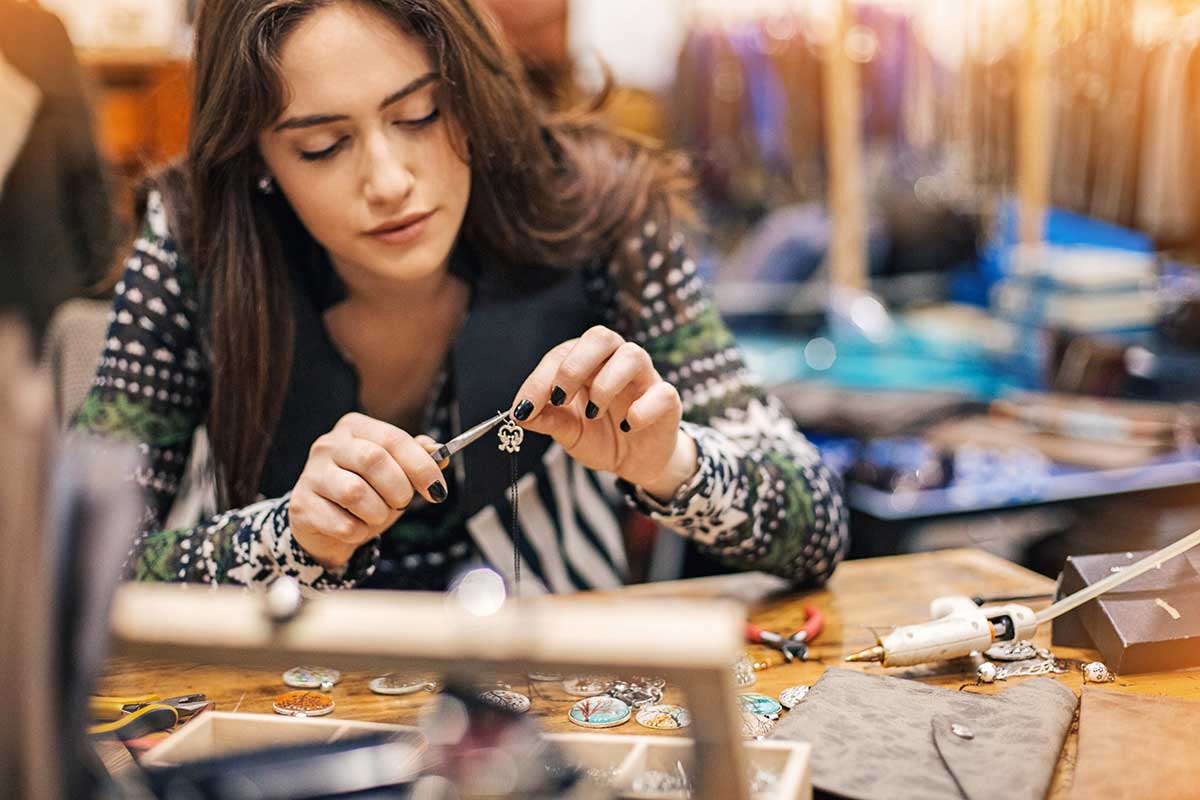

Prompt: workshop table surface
[{"left": 98, "top": 548, "right": 1200, "bottom": 798}]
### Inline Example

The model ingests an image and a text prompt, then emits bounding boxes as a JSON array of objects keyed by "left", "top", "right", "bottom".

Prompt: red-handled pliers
[
  {"left": 744, "top": 606, "right": 823, "bottom": 662},
  {"left": 788, "top": 605, "right": 824, "bottom": 646}
]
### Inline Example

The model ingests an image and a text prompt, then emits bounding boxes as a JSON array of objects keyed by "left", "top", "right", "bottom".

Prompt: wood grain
[{"left": 98, "top": 549, "right": 1200, "bottom": 798}]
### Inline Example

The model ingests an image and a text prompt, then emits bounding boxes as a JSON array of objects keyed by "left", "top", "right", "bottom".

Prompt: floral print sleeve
[
  {"left": 594, "top": 206, "right": 848, "bottom": 586},
  {"left": 71, "top": 190, "right": 377, "bottom": 588}
]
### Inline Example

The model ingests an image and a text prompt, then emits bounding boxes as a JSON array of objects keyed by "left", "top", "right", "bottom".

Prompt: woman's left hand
[{"left": 510, "top": 325, "right": 698, "bottom": 499}]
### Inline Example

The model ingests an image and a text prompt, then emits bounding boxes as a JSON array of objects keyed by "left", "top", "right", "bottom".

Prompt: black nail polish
[
  {"left": 620, "top": 419, "right": 631, "bottom": 433},
  {"left": 551, "top": 385, "right": 567, "bottom": 406},
  {"left": 585, "top": 401, "right": 599, "bottom": 419},
  {"left": 514, "top": 399, "right": 534, "bottom": 421},
  {"left": 428, "top": 481, "right": 447, "bottom": 503}
]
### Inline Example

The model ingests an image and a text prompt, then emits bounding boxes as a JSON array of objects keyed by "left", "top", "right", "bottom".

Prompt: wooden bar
[
  {"left": 1016, "top": 1, "right": 1051, "bottom": 244},
  {"left": 821, "top": 0, "right": 868, "bottom": 290}
]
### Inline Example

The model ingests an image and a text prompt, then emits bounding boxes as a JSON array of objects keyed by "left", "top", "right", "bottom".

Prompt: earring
[
  {"left": 257, "top": 174, "right": 275, "bottom": 195},
  {"left": 497, "top": 411, "right": 524, "bottom": 454}
]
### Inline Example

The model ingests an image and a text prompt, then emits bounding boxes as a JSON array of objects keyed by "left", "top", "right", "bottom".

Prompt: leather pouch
[{"left": 769, "top": 667, "right": 1078, "bottom": 800}]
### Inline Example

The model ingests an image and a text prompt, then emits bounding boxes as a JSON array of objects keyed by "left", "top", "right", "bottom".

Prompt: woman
[{"left": 73, "top": 0, "right": 847, "bottom": 592}]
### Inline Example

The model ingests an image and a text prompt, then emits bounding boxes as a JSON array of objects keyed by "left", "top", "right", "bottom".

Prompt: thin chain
[{"left": 510, "top": 451, "right": 520, "bottom": 591}]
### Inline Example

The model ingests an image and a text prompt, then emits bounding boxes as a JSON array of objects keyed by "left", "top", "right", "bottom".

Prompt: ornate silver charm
[
  {"left": 497, "top": 413, "right": 524, "bottom": 453},
  {"left": 976, "top": 662, "right": 998, "bottom": 684},
  {"left": 984, "top": 640, "right": 1041, "bottom": 662}
]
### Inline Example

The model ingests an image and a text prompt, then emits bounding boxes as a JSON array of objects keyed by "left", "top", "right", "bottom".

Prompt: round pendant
[
  {"left": 527, "top": 672, "right": 564, "bottom": 682},
  {"left": 635, "top": 704, "right": 691, "bottom": 730},
  {"left": 368, "top": 673, "right": 440, "bottom": 696},
  {"left": 984, "top": 640, "right": 1041, "bottom": 662},
  {"left": 568, "top": 696, "right": 631, "bottom": 729},
  {"left": 282, "top": 666, "right": 342, "bottom": 691},
  {"left": 1081, "top": 661, "right": 1115, "bottom": 683},
  {"left": 740, "top": 711, "right": 776, "bottom": 739},
  {"left": 563, "top": 676, "right": 613, "bottom": 697},
  {"left": 778, "top": 685, "right": 811, "bottom": 709},
  {"left": 608, "top": 679, "right": 663, "bottom": 709},
  {"left": 479, "top": 689, "right": 531, "bottom": 714},
  {"left": 272, "top": 690, "right": 334, "bottom": 717},
  {"left": 737, "top": 692, "right": 782, "bottom": 717}
]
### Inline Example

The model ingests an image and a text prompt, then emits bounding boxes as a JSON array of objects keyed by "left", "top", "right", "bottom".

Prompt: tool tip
[{"left": 844, "top": 645, "right": 885, "bottom": 663}]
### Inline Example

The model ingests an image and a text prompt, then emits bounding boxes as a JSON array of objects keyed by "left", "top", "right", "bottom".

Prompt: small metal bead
[{"left": 976, "top": 662, "right": 998, "bottom": 684}]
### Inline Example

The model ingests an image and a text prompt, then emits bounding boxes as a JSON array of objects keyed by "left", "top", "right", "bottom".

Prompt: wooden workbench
[{"left": 97, "top": 549, "right": 1200, "bottom": 798}]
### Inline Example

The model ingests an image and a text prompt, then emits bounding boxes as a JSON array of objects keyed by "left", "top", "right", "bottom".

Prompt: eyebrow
[{"left": 272, "top": 72, "right": 440, "bottom": 132}]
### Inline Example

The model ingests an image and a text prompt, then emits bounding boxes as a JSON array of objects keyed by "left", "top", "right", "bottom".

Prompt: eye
[
  {"left": 299, "top": 135, "right": 349, "bottom": 162},
  {"left": 394, "top": 107, "right": 439, "bottom": 129}
]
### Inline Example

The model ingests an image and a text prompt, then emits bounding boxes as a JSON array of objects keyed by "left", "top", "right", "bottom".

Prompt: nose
[{"left": 360, "top": 130, "right": 415, "bottom": 209}]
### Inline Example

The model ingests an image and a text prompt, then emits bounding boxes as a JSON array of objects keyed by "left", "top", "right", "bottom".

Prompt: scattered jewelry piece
[
  {"left": 732, "top": 653, "right": 757, "bottom": 688},
  {"left": 778, "top": 685, "right": 811, "bottom": 709},
  {"left": 995, "top": 657, "right": 1066, "bottom": 680},
  {"left": 526, "top": 672, "right": 563, "bottom": 682},
  {"left": 368, "top": 673, "right": 440, "bottom": 696},
  {"left": 628, "top": 675, "right": 667, "bottom": 689},
  {"left": 479, "top": 689, "right": 530, "bottom": 714},
  {"left": 976, "top": 662, "right": 998, "bottom": 684},
  {"left": 740, "top": 711, "right": 777, "bottom": 739},
  {"left": 272, "top": 690, "right": 334, "bottom": 717},
  {"left": 563, "top": 676, "right": 613, "bottom": 697},
  {"left": 282, "top": 666, "right": 341, "bottom": 690},
  {"left": 984, "top": 640, "right": 1041, "bottom": 662},
  {"left": 1081, "top": 661, "right": 1115, "bottom": 683},
  {"left": 635, "top": 704, "right": 692, "bottom": 730},
  {"left": 737, "top": 692, "right": 783, "bottom": 717},
  {"left": 607, "top": 678, "right": 663, "bottom": 708},
  {"left": 568, "top": 696, "right": 631, "bottom": 729}
]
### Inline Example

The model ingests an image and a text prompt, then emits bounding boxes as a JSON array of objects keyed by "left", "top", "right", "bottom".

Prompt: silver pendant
[
  {"left": 984, "top": 640, "right": 1042, "bottom": 662},
  {"left": 498, "top": 414, "right": 524, "bottom": 453},
  {"left": 1081, "top": 661, "right": 1115, "bottom": 683}
]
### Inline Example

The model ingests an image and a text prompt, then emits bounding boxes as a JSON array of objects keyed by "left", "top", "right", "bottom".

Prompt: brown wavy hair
[{"left": 182, "top": 0, "right": 692, "bottom": 507}]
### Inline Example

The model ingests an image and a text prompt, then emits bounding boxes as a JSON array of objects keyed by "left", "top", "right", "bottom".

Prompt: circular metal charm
[
  {"left": 563, "top": 676, "right": 613, "bottom": 697},
  {"left": 636, "top": 704, "right": 691, "bottom": 730},
  {"left": 976, "top": 662, "right": 998, "bottom": 684},
  {"left": 568, "top": 696, "right": 631, "bottom": 729},
  {"left": 479, "top": 689, "right": 530, "bottom": 714},
  {"left": 628, "top": 675, "right": 667, "bottom": 690},
  {"left": 369, "top": 673, "right": 441, "bottom": 696},
  {"left": 778, "top": 685, "right": 811, "bottom": 709},
  {"left": 1081, "top": 661, "right": 1115, "bottom": 683},
  {"left": 737, "top": 692, "right": 783, "bottom": 717},
  {"left": 282, "top": 666, "right": 341, "bottom": 690},
  {"left": 608, "top": 680, "right": 663, "bottom": 709},
  {"left": 983, "top": 640, "right": 1041, "bottom": 662},
  {"left": 740, "top": 711, "right": 776, "bottom": 740},
  {"left": 272, "top": 690, "right": 334, "bottom": 717}
]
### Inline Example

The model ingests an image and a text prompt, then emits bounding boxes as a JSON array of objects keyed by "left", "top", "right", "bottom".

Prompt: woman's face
[{"left": 257, "top": 2, "right": 471, "bottom": 293}]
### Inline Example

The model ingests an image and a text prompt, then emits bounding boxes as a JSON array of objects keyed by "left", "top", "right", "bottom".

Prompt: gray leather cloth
[{"left": 769, "top": 667, "right": 1078, "bottom": 800}]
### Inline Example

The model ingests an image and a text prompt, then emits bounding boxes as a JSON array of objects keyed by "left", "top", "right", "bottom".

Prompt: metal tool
[
  {"left": 846, "top": 526, "right": 1200, "bottom": 668},
  {"left": 787, "top": 605, "right": 824, "bottom": 646},
  {"left": 745, "top": 623, "right": 807, "bottom": 662},
  {"left": 89, "top": 693, "right": 213, "bottom": 740},
  {"left": 429, "top": 410, "right": 511, "bottom": 464}
]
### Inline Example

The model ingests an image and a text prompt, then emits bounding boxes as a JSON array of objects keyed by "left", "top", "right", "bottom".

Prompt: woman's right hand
[{"left": 289, "top": 413, "right": 448, "bottom": 569}]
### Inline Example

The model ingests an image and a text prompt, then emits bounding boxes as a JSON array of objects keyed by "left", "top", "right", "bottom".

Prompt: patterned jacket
[{"left": 72, "top": 188, "right": 848, "bottom": 592}]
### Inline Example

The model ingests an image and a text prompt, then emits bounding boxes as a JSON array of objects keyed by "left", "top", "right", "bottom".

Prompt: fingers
[
  {"left": 332, "top": 438, "right": 414, "bottom": 510},
  {"left": 323, "top": 469, "right": 394, "bottom": 526},
  {"left": 553, "top": 326, "right": 626, "bottom": 414},
  {"left": 291, "top": 490, "right": 375, "bottom": 545},
  {"left": 623, "top": 381, "right": 682, "bottom": 432},
  {"left": 509, "top": 339, "right": 575, "bottom": 423},
  {"left": 586, "top": 341, "right": 657, "bottom": 420},
  {"left": 335, "top": 413, "right": 448, "bottom": 504}
]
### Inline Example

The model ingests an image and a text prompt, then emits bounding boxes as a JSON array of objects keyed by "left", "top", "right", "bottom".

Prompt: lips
[{"left": 364, "top": 210, "right": 435, "bottom": 245}]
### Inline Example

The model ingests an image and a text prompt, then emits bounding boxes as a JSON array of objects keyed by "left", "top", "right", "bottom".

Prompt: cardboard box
[{"left": 1052, "top": 550, "right": 1200, "bottom": 674}]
